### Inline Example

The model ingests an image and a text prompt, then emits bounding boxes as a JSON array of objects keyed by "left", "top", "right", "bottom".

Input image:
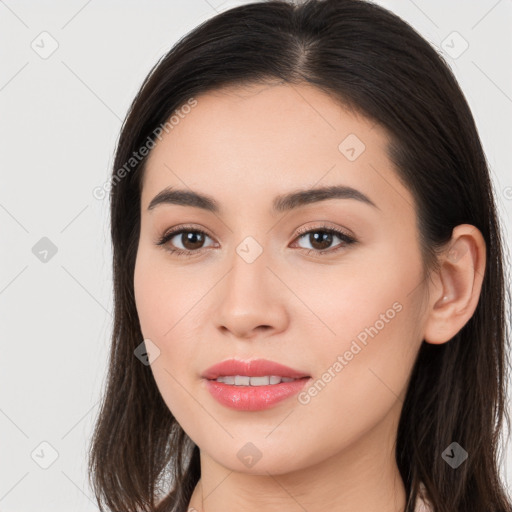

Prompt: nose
[{"left": 214, "top": 247, "right": 289, "bottom": 340}]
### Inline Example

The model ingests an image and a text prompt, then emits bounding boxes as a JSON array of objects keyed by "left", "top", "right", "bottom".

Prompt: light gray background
[{"left": 1, "top": 0, "right": 511, "bottom": 510}]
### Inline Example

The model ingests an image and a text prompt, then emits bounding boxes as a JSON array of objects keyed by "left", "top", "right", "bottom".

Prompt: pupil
[
  {"left": 311, "top": 231, "right": 332, "bottom": 250},
  {"left": 183, "top": 231, "right": 204, "bottom": 250}
]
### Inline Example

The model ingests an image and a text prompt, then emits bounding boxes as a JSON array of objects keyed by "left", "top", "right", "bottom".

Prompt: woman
[{"left": 88, "top": 1, "right": 512, "bottom": 511}]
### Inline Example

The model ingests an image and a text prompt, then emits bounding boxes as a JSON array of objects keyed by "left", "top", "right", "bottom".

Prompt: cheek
[
  {"left": 292, "top": 242, "right": 422, "bottom": 356},
  {"left": 133, "top": 247, "right": 208, "bottom": 380},
  {"left": 134, "top": 258, "right": 162, "bottom": 340},
  {"left": 290, "top": 300, "right": 420, "bottom": 464},
  {"left": 134, "top": 251, "right": 201, "bottom": 425},
  {"left": 294, "top": 247, "right": 424, "bottom": 431},
  {"left": 134, "top": 247, "right": 194, "bottom": 339}
]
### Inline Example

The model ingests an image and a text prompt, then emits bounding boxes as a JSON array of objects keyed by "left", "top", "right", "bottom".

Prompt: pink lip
[
  {"left": 202, "top": 358, "right": 311, "bottom": 411},
  {"left": 201, "top": 358, "right": 309, "bottom": 380}
]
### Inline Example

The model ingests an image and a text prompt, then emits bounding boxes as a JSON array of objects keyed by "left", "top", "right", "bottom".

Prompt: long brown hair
[{"left": 87, "top": 1, "right": 512, "bottom": 511}]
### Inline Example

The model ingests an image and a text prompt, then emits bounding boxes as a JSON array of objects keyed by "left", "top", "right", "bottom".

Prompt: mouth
[
  {"left": 211, "top": 375, "right": 306, "bottom": 385},
  {"left": 201, "top": 357, "right": 310, "bottom": 380},
  {"left": 201, "top": 358, "right": 311, "bottom": 411}
]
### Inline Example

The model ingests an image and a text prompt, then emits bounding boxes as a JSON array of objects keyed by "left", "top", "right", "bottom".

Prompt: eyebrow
[{"left": 147, "top": 185, "right": 379, "bottom": 213}]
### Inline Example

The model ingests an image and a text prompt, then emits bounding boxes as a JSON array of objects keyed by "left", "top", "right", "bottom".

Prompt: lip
[
  {"left": 202, "top": 358, "right": 311, "bottom": 411},
  {"left": 201, "top": 358, "right": 310, "bottom": 380}
]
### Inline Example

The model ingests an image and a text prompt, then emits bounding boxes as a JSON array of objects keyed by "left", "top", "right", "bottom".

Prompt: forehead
[{"left": 140, "top": 82, "right": 415, "bottom": 218}]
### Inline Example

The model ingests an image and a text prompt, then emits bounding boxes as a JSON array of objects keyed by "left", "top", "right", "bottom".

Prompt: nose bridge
[
  {"left": 214, "top": 233, "right": 287, "bottom": 337},
  {"left": 225, "top": 234, "right": 270, "bottom": 302}
]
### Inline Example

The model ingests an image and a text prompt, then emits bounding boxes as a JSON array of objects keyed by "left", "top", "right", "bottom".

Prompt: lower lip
[{"left": 204, "top": 377, "right": 311, "bottom": 411}]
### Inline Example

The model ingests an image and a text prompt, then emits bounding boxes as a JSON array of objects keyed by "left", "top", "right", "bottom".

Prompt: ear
[{"left": 423, "top": 224, "right": 486, "bottom": 344}]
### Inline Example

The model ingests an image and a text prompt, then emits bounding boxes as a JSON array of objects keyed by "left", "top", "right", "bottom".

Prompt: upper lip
[{"left": 202, "top": 358, "right": 310, "bottom": 380}]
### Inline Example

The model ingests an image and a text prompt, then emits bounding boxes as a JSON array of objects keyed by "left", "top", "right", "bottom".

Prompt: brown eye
[
  {"left": 156, "top": 224, "right": 356, "bottom": 258},
  {"left": 156, "top": 227, "right": 215, "bottom": 255},
  {"left": 293, "top": 226, "right": 356, "bottom": 255},
  {"left": 176, "top": 231, "right": 206, "bottom": 250},
  {"left": 304, "top": 231, "right": 335, "bottom": 251}
]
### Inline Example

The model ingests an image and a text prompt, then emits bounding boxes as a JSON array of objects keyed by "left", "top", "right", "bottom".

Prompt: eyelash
[{"left": 155, "top": 223, "right": 357, "bottom": 258}]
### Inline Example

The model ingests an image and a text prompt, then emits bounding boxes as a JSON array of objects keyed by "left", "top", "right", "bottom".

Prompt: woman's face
[{"left": 134, "top": 82, "right": 430, "bottom": 475}]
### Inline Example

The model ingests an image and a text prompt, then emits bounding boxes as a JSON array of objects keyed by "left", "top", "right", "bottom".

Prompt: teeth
[
  {"left": 235, "top": 375, "right": 250, "bottom": 386},
  {"left": 214, "top": 375, "right": 298, "bottom": 386}
]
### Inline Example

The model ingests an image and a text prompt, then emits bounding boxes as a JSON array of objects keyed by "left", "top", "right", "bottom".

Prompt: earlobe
[{"left": 423, "top": 224, "right": 486, "bottom": 345}]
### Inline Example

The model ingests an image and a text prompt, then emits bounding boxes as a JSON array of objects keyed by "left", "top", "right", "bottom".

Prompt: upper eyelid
[
  {"left": 294, "top": 223, "right": 353, "bottom": 237},
  {"left": 161, "top": 223, "right": 351, "bottom": 239}
]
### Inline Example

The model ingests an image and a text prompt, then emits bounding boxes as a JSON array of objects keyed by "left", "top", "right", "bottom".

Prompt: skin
[{"left": 133, "top": 82, "right": 486, "bottom": 512}]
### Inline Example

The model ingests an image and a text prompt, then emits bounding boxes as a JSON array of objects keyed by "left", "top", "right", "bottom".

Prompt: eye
[
  {"left": 291, "top": 224, "right": 356, "bottom": 256},
  {"left": 155, "top": 223, "right": 357, "bottom": 257},
  {"left": 155, "top": 225, "right": 216, "bottom": 256}
]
